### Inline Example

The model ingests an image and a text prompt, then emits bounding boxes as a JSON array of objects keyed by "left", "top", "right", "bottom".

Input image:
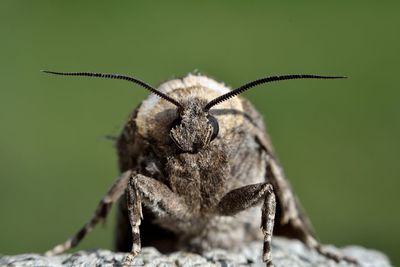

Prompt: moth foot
[
  {"left": 265, "top": 260, "right": 274, "bottom": 267},
  {"left": 122, "top": 243, "right": 141, "bottom": 267},
  {"left": 44, "top": 239, "right": 72, "bottom": 257},
  {"left": 122, "top": 252, "right": 137, "bottom": 267},
  {"left": 316, "top": 246, "right": 359, "bottom": 266}
]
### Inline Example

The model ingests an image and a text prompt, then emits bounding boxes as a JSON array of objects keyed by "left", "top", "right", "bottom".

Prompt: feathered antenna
[
  {"left": 41, "top": 70, "right": 182, "bottom": 108},
  {"left": 204, "top": 74, "right": 346, "bottom": 111}
]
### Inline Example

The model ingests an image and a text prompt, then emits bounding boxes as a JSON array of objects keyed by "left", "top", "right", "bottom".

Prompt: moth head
[
  {"left": 41, "top": 70, "right": 346, "bottom": 153},
  {"left": 169, "top": 98, "right": 219, "bottom": 153}
]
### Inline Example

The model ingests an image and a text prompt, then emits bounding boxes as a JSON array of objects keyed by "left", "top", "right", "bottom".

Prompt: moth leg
[
  {"left": 45, "top": 170, "right": 132, "bottom": 256},
  {"left": 217, "top": 183, "right": 276, "bottom": 267},
  {"left": 315, "top": 245, "right": 359, "bottom": 265},
  {"left": 122, "top": 173, "right": 190, "bottom": 266},
  {"left": 122, "top": 175, "right": 142, "bottom": 266}
]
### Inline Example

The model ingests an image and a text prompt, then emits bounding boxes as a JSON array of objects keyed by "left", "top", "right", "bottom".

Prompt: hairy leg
[
  {"left": 45, "top": 170, "right": 132, "bottom": 256},
  {"left": 122, "top": 175, "right": 142, "bottom": 266},
  {"left": 122, "top": 173, "right": 191, "bottom": 266},
  {"left": 217, "top": 183, "right": 276, "bottom": 267}
]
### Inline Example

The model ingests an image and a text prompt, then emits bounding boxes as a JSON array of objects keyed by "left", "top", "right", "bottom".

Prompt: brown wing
[{"left": 240, "top": 98, "right": 319, "bottom": 248}]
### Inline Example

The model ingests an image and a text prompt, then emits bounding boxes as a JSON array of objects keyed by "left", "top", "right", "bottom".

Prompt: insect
[{"left": 42, "top": 70, "right": 356, "bottom": 266}]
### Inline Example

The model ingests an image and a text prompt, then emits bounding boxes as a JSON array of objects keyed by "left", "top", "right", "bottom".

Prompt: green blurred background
[{"left": 0, "top": 1, "right": 399, "bottom": 265}]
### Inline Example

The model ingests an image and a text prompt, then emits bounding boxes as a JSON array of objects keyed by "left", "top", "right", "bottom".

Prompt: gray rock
[{"left": 0, "top": 237, "right": 392, "bottom": 267}]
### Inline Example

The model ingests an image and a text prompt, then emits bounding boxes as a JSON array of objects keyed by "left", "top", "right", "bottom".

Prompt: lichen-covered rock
[{"left": 0, "top": 237, "right": 392, "bottom": 267}]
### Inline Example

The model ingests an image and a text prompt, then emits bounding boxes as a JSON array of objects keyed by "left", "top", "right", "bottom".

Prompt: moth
[{"left": 42, "top": 70, "right": 356, "bottom": 266}]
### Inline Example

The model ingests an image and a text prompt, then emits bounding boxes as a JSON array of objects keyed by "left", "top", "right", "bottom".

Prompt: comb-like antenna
[
  {"left": 204, "top": 74, "right": 346, "bottom": 111},
  {"left": 41, "top": 70, "right": 182, "bottom": 108}
]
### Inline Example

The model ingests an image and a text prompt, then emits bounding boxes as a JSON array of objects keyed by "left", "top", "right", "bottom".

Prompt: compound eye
[
  {"left": 170, "top": 117, "right": 182, "bottom": 130},
  {"left": 207, "top": 114, "right": 219, "bottom": 141}
]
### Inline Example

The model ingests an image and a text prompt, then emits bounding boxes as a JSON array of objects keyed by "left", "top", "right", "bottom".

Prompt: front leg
[
  {"left": 217, "top": 183, "right": 276, "bottom": 267},
  {"left": 123, "top": 173, "right": 191, "bottom": 266}
]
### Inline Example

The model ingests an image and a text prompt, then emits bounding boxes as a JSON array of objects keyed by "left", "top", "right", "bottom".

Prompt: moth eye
[
  {"left": 170, "top": 117, "right": 182, "bottom": 130},
  {"left": 207, "top": 114, "right": 219, "bottom": 141}
]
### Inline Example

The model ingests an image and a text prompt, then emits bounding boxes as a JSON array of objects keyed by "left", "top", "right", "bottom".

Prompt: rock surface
[{"left": 0, "top": 237, "right": 392, "bottom": 267}]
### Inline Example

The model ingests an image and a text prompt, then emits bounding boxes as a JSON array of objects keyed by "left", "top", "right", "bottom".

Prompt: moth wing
[
  {"left": 241, "top": 98, "right": 318, "bottom": 247},
  {"left": 115, "top": 106, "right": 179, "bottom": 252}
]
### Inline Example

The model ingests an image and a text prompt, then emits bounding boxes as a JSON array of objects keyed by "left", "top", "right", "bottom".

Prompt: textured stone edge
[{"left": 0, "top": 237, "right": 393, "bottom": 267}]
